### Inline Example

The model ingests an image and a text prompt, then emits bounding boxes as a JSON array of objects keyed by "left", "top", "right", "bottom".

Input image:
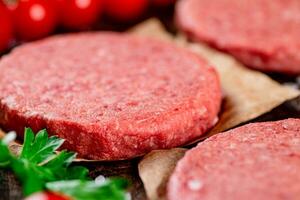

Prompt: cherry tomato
[
  {"left": 0, "top": 4, "right": 13, "bottom": 52},
  {"left": 25, "top": 192, "right": 70, "bottom": 200},
  {"left": 56, "top": 0, "right": 102, "bottom": 30},
  {"left": 104, "top": 0, "right": 148, "bottom": 22},
  {"left": 13, "top": 0, "right": 57, "bottom": 41},
  {"left": 152, "top": 0, "right": 176, "bottom": 6}
]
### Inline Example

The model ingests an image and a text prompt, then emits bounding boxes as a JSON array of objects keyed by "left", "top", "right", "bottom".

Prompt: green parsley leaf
[
  {"left": 43, "top": 151, "right": 89, "bottom": 180},
  {"left": 0, "top": 128, "right": 129, "bottom": 199},
  {"left": 20, "top": 128, "right": 65, "bottom": 164},
  {"left": 0, "top": 144, "right": 11, "bottom": 167},
  {"left": 46, "top": 178, "right": 130, "bottom": 200},
  {"left": 10, "top": 158, "right": 45, "bottom": 196},
  {"left": 0, "top": 132, "right": 15, "bottom": 167},
  {"left": 64, "top": 166, "right": 90, "bottom": 180}
]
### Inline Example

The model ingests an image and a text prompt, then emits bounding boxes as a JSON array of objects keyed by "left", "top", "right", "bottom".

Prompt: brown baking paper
[
  {"left": 138, "top": 148, "right": 187, "bottom": 200},
  {"left": 0, "top": 129, "right": 5, "bottom": 138},
  {"left": 135, "top": 19, "right": 299, "bottom": 200}
]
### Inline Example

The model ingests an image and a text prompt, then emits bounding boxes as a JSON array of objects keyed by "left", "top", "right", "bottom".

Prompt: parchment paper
[{"left": 138, "top": 148, "right": 186, "bottom": 200}]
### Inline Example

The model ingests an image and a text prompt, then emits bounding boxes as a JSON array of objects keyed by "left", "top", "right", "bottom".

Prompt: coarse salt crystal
[
  {"left": 95, "top": 175, "right": 106, "bottom": 185},
  {"left": 125, "top": 192, "right": 132, "bottom": 200}
]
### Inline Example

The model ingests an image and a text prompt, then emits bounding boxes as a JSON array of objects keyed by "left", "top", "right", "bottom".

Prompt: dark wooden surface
[
  {"left": 1, "top": 4, "right": 300, "bottom": 200},
  {"left": 0, "top": 171, "right": 22, "bottom": 200}
]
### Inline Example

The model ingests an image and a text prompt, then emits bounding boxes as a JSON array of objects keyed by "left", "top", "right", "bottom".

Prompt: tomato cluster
[{"left": 0, "top": 0, "right": 175, "bottom": 53}]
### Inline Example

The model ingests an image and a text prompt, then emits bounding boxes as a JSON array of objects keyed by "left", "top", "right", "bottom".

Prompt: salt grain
[
  {"left": 125, "top": 192, "right": 132, "bottom": 200},
  {"left": 95, "top": 175, "right": 106, "bottom": 185}
]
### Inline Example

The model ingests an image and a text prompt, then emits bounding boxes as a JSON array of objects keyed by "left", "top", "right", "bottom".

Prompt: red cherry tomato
[
  {"left": 56, "top": 0, "right": 102, "bottom": 30},
  {"left": 152, "top": 0, "right": 176, "bottom": 6},
  {"left": 104, "top": 0, "right": 148, "bottom": 22},
  {"left": 0, "top": 4, "right": 14, "bottom": 52},
  {"left": 13, "top": 0, "right": 57, "bottom": 41},
  {"left": 25, "top": 192, "right": 70, "bottom": 200}
]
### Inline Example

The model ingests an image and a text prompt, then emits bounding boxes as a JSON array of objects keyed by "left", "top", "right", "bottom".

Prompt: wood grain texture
[{"left": 0, "top": 170, "right": 22, "bottom": 200}]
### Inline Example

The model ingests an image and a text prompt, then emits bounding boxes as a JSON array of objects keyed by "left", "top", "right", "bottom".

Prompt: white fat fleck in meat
[
  {"left": 282, "top": 120, "right": 296, "bottom": 130},
  {"left": 148, "top": 137, "right": 156, "bottom": 148},
  {"left": 229, "top": 143, "right": 237, "bottom": 149},
  {"left": 282, "top": 9, "right": 300, "bottom": 21},
  {"left": 244, "top": 158, "right": 254, "bottom": 165},
  {"left": 187, "top": 179, "right": 203, "bottom": 191},
  {"left": 252, "top": 143, "right": 267, "bottom": 148},
  {"left": 24, "top": 110, "right": 40, "bottom": 117},
  {"left": 2, "top": 96, "right": 17, "bottom": 108},
  {"left": 115, "top": 119, "right": 120, "bottom": 130},
  {"left": 259, "top": 154, "right": 270, "bottom": 161},
  {"left": 136, "top": 118, "right": 150, "bottom": 124},
  {"left": 199, "top": 76, "right": 206, "bottom": 81},
  {"left": 291, "top": 138, "right": 300, "bottom": 145},
  {"left": 43, "top": 112, "right": 56, "bottom": 120},
  {"left": 198, "top": 106, "right": 207, "bottom": 116}
]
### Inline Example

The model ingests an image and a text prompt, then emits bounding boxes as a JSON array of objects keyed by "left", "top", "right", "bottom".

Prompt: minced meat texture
[
  {"left": 176, "top": 0, "right": 300, "bottom": 74},
  {"left": 0, "top": 32, "right": 221, "bottom": 160},
  {"left": 168, "top": 119, "right": 300, "bottom": 200}
]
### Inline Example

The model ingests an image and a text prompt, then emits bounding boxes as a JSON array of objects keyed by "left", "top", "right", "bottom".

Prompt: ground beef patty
[
  {"left": 168, "top": 119, "right": 300, "bottom": 200},
  {"left": 176, "top": 0, "right": 300, "bottom": 74},
  {"left": 0, "top": 32, "right": 221, "bottom": 160}
]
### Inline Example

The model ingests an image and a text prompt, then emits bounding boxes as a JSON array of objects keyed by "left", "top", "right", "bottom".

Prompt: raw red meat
[
  {"left": 0, "top": 32, "right": 221, "bottom": 160},
  {"left": 176, "top": 0, "right": 300, "bottom": 74},
  {"left": 168, "top": 118, "right": 300, "bottom": 200}
]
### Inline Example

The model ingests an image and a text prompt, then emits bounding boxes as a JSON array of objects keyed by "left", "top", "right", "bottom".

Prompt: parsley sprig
[{"left": 0, "top": 128, "right": 129, "bottom": 200}]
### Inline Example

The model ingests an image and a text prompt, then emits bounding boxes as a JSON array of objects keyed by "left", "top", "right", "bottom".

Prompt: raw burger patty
[
  {"left": 0, "top": 32, "right": 221, "bottom": 160},
  {"left": 176, "top": 0, "right": 300, "bottom": 74},
  {"left": 168, "top": 119, "right": 300, "bottom": 200}
]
